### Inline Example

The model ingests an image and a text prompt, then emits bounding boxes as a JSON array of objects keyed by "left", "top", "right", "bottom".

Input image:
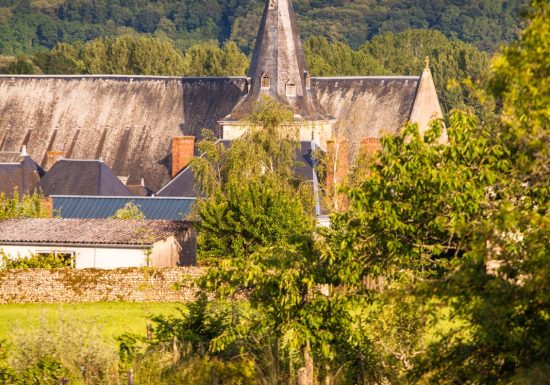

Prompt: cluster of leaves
[
  {"left": 1, "top": 35, "right": 248, "bottom": 76},
  {"left": 0, "top": 190, "right": 49, "bottom": 220},
  {"left": 110, "top": 202, "right": 145, "bottom": 220},
  {"left": 0, "top": 0, "right": 527, "bottom": 55},
  {"left": 0, "top": 251, "right": 73, "bottom": 269}
]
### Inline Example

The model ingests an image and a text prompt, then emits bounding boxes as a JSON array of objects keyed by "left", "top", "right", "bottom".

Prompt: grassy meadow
[{"left": 0, "top": 302, "right": 182, "bottom": 344}]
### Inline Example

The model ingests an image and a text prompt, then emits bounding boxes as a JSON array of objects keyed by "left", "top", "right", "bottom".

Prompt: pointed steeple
[
  {"left": 409, "top": 57, "right": 444, "bottom": 132},
  {"left": 226, "top": 0, "right": 328, "bottom": 121}
]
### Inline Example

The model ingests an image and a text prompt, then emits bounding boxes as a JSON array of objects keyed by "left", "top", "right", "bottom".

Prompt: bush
[{"left": 1, "top": 251, "right": 73, "bottom": 269}]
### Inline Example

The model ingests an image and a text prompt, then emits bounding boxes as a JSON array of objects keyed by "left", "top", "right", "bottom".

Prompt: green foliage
[
  {"left": 0, "top": 0, "right": 526, "bottom": 56},
  {"left": 192, "top": 98, "right": 314, "bottom": 262},
  {"left": 0, "top": 191, "right": 49, "bottom": 220},
  {"left": 2, "top": 315, "right": 119, "bottom": 384},
  {"left": 182, "top": 40, "right": 248, "bottom": 76},
  {"left": 412, "top": 2, "right": 550, "bottom": 382},
  {"left": 110, "top": 202, "right": 145, "bottom": 220},
  {"left": 331, "top": 112, "right": 508, "bottom": 282},
  {"left": 305, "top": 30, "right": 492, "bottom": 115},
  {"left": 1, "top": 251, "right": 73, "bottom": 269}
]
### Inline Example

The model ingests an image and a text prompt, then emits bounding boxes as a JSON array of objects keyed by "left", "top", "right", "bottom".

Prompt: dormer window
[
  {"left": 261, "top": 73, "right": 270, "bottom": 89},
  {"left": 286, "top": 80, "right": 296, "bottom": 97},
  {"left": 304, "top": 71, "right": 311, "bottom": 89}
]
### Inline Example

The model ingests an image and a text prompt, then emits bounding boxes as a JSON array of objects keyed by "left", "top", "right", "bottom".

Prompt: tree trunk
[{"left": 298, "top": 341, "right": 314, "bottom": 385}]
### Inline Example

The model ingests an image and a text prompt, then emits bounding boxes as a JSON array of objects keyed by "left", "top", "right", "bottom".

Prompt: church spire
[{"left": 227, "top": 0, "right": 327, "bottom": 121}]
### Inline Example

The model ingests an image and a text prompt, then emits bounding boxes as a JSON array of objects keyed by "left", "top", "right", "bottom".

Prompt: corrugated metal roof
[{"left": 53, "top": 196, "right": 196, "bottom": 220}]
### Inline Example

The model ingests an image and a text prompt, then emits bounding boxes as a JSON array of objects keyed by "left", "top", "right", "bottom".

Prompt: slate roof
[
  {"left": 0, "top": 76, "right": 248, "bottom": 191},
  {"left": 0, "top": 152, "right": 44, "bottom": 197},
  {"left": 0, "top": 218, "right": 189, "bottom": 247},
  {"left": 53, "top": 196, "right": 196, "bottom": 220},
  {"left": 0, "top": 1, "right": 443, "bottom": 193},
  {"left": 35, "top": 159, "right": 132, "bottom": 197},
  {"left": 226, "top": 0, "right": 328, "bottom": 121}
]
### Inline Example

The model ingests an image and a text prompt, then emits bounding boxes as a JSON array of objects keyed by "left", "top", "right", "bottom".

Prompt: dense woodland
[{"left": 0, "top": 0, "right": 529, "bottom": 54}]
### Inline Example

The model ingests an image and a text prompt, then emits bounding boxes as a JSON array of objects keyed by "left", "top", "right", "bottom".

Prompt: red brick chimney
[
  {"left": 326, "top": 140, "right": 349, "bottom": 211},
  {"left": 361, "top": 137, "right": 381, "bottom": 155},
  {"left": 171, "top": 136, "right": 195, "bottom": 178},
  {"left": 45, "top": 151, "right": 65, "bottom": 170}
]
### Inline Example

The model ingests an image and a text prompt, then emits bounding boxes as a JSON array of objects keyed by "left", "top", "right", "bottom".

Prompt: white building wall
[{"left": 0, "top": 245, "right": 148, "bottom": 269}]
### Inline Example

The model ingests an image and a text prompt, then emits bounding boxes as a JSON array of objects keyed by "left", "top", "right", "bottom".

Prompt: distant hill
[{"left": 0, "top": 0, "right": 528, "bottom": 55}]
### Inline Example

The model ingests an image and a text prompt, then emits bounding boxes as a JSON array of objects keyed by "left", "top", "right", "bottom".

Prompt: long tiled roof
[{"left": 0, "top": 219, "right": 189, "bottom": 247}]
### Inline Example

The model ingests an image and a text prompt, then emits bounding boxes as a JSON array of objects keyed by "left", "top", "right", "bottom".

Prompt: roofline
[
  {"left": 0, "top": 241, "right": 153, "bottom": 249},
  {"left": 51, "top": 195, "right": 197, "bottom": 200},
  {"left": 155, "top": 165, "right": 195, "bottom": 195},
  {"left": 313, "top": 76, "right": 420, "bottom": 80},
  {"left": 0, "top": 75, "right": 248, "bottom": 80}
]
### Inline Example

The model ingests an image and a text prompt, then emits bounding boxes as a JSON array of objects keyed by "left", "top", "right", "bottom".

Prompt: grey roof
[
  {"left": 313, "top": 76, "right": 420, "bottom": 157},
  {"left": 35, "top": 159, "right": 132, "bottom": 197},
  {"left": 0, "top": 152, "right": 43, "bottom": 197},
  {"left": 157, "top": 140, "right": 319, "bottom": 197},
  {"left": 0, "top": 218, "right": 189, "bottom": 247},
  {"left": 0, "top": 76, "right": 248, "bottom": 191},
  {"left": 53, "top": 196, "right": 195, "bottom": 220},
  {"left": 226, "top": 0, "right": 328, "bottom": 121}
]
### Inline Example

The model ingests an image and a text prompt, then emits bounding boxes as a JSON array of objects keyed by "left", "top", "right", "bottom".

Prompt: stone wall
[{"left": 0, "top": 267, "right": 207, "bottom": 304}]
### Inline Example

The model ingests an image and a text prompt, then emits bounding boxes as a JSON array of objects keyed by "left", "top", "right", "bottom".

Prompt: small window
[
  {"left": 261, "top": 73, "right": 270, "bottom": 89},
  {"left": 269, "top": 0, "right": 276, "bottom": 9},
  {"left": 286, "top": 80, "right": 296, "bottom": 97}
]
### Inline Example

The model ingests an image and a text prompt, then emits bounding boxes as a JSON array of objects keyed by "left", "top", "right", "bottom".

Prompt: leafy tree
[
  {"left": 0, "top": 190, "right": 50, "bottom": 220},
  {"left": 413, "top": 1, "right": 550, "bottom": 382},
  {"left": 191, "top": 98, "right": 311, "bottom": 262},
  {"left": 110, "top": 202, "right": 145, "bottom": 220}
]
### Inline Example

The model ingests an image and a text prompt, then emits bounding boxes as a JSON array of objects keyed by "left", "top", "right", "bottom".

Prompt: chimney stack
[
  {"left": 360, "top": 138, "right": 381, "bottom": 155},
  {"left": 45, "top": 151, "right": 65, "bottom": 170},
  {"left": 326, "top": 140, "right": 349, "bottom": 211},
  {"left": 171, "top": 136, "right": 195, "bottom": 178}
]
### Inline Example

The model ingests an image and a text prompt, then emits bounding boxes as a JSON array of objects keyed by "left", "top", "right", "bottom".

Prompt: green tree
[
  {"left": 0, "top": 190, "right": 50, "bottom": 220},
  {"left": 192, "top": 98, "right": 312, "bottom": 261},
  {"left": 110, "top": 202, "right": 145, "bottom": 220},
  {"left": 413, "top": 1, "right": 550, "bottom": 382}
]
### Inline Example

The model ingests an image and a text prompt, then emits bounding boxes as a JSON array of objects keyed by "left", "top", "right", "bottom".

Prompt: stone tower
[{"left": 220, "top": 0, "right": 334, "bottom": 148}]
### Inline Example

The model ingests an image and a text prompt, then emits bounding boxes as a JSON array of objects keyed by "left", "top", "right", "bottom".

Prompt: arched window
[
  {"left": 261, "top": 73, "right": 270, "bottom": 89},
  {"left": 286, "top": 80, "right": 296, "bottom": 97}
]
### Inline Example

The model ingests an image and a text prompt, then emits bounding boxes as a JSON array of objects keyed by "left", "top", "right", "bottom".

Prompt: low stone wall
[{"left": 0, "top": 267, "right": 207, "bottom": 304}]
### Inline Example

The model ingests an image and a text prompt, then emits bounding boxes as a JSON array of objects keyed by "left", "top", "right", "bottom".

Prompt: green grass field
[{"left": 0, "top": 302, "right": 182, "bottom": 344}]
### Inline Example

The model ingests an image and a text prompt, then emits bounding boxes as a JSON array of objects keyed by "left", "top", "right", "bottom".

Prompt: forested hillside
[{"left": 0, "top": 0, "right": 528, "bottom": 55}]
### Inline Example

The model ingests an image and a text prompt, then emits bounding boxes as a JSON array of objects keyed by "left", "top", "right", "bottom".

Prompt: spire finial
[{"left": 424, "top": 56, "right": 430, "bottom": 70}]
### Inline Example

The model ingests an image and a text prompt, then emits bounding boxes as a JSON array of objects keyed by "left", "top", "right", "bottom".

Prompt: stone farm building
[{"left": 0, "top": 0, "right": 443, "bottom": 196}]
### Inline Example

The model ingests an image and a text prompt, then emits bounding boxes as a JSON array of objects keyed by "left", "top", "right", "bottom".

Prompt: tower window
[
  {"left": 286, "top": 80, "right": 296, "bottom": 97},
  {"left": 261, "top": 73, "right": 270, "bottom": 89}
]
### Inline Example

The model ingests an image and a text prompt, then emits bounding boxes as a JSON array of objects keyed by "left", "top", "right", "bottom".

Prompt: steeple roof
[{"left": 226, "top": 0, "right": 329, "bottom": 121}]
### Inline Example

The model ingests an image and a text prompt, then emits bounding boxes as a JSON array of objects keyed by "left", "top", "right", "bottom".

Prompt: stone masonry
[{"left": 0, "top": 267, "right": 206, "bottom": 304}]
